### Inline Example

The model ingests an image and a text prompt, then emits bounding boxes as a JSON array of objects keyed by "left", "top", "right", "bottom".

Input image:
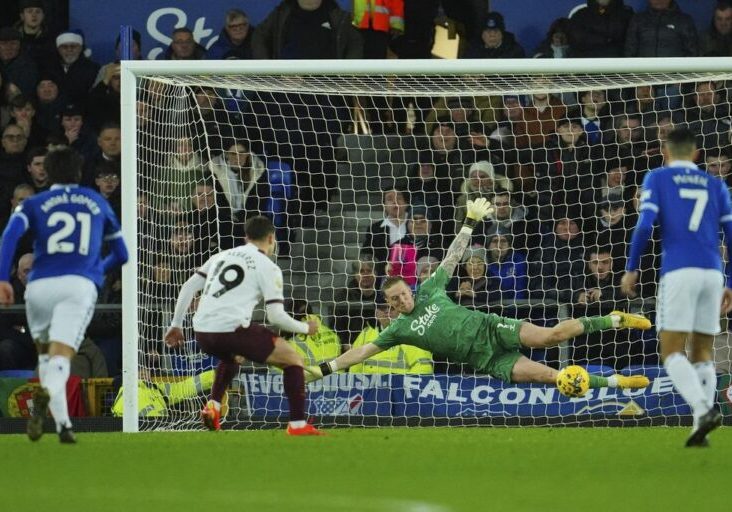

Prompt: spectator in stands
[
  {"left": 464, "top": 12, "right": 525, "bottom": 59},
  {"left": 486, "top": 233, "right": 529, "bottom": 303},
  {"left": 0, "top": 123, "right": 29, "bottom": 195},
  {"left": 536, "top": 214, "right": 586, "bottom": 302},
  {"left": 704, "top": 149, "right": 732, "bottom": 188},
  {"left": 533, "top": 17, "right": 572, "bottom": 58},
  {"left": 8, "top": 94, "right": 47, "bottom": 148},
  {"left": 24, "top": 145, "right": 47, "bottom": 193},
  {"left": 0, "top": 182, "right": 33, "bottom": 237},
  {"left": 93, "top": 30, "right": 142, "bottom": 87},
  {"left": 352, "top": 0, "right": 403, "bottom": 59},
  {"left": 454, "top": 247, "right": 490, "bottom": 307},
  {"left": 388, "top": 204, "right": 444, "bottom": 286},
  {"left": 333, "top": 257, "right": 379, "bottom": 348},
  {"left": 425, "top": 96, "right": 481, "bottom": 139},
  {"left": 14, "top": 0, "right": 56, "bottom": 64},
  {"left": 43, "top": 30, "right": 99, "bottom": 106},
  {"left": 82, "top": 123, "right": 120, "bottom": 186},
  {"left": 162, "top": 136, "right": 204, "bottom": 212},
  {"left": 534, "top": 118, "right": 595, "bottom": 216},
  {"left": 622, "top": 84, "right": 669, "bottom": 127},
  {"left": 252, "top": 0, "right": 363, "bottom": 59},
  {"left": 163, "top": 27, "right": 206, "bottom": 60},
  {"left": 701, "top": 1, "right": 732, "bottom": 56},
  {"left": 57, "top": 103, "right": 97, "bottom": 162},
  {"left": 572, "top": 89, "right": 612, "bottom": 146},
  {"left": 86, "top": 63, "right": 120, "bottom": 131},
  {"left": 569, "top": 0, "right": 634, "bottom": 58},
  {"left": 478, "top": 188, "right": 540, "bottom": 255},
  {"left": 408, "top": 145, "right": 461, "bottom": 237},
  {"left": 34, "top": 74, "right": 64, "bottom": 133},
  {"left": 0, "top": 252, "right": 35, "bottom": 371},
  {"left": 86, "top": 269, "right": 122, "bottom": 377},
  {"left": 207, "top": 140, "right": 269, "bottom": 218},
  {"left": 607, "top": 114, "right": 659, "bottom": 182},
  {"left": 674, "top": 80, "right": 729, "bottom": 150},
  {"left": 455, "top": 160, "right": 512, "bottom": 225},
  {"left": 489, "top": 95, "right": 528, "bottom": 150},
  {"left": 590, "top": 194, "right": 634, "bottom": 271},
  {"left": 362, "top": 187, "right": 408, "bottom": 277},
  {"left": 187, "top": 180, "right": 237, "bottom": 254},
  {"left": 572, "top": 246, "right": 624, "bottom": 306},
  {"left": 417, "top": 255, "right": 439, "bottom": 285},
  {"left": 0, "top": 26, "right": 38, "bottom": 97},
  {"left": 208, "top": 9, "right": 254, "bottom": 60},
  {"left": 624, "top": 0, "right": 698, "bottom": 57},
  {"left": 93, "top": 161, "right": 121, "bottom": 218},
  {"left": 519, "top": 92, "right": 567, "bottom": 148},
  {"left": 584, "top": 158, "right": 633, "bottom": 209}
]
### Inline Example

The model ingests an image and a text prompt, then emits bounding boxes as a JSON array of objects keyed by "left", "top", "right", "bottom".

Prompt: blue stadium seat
[
  {"left": 584, "top": 364, "right": 615, "bottom": 376},
  {"left": 620, "top": 365, "right": 666, "bottom": 378},
  {"left": 0, "top": 370, "right": 35, "bottom": 379}
]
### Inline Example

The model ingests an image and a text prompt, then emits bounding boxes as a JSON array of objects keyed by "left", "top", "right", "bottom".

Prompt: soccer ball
[{"left": 556, "top": 365, "right": 590, "bottom": 397}]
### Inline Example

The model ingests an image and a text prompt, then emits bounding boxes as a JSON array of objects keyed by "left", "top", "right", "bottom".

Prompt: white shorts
[
  {"left": 657, "top": 268, "right": 724, "bottom": 335},
  {"left": 24, "top": 275, "right": 98, "bottom": 351}
]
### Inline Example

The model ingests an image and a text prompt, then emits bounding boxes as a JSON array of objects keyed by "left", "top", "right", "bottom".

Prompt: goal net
[{"left": 121, "top": 59, "right": 732, "bottom": 431}]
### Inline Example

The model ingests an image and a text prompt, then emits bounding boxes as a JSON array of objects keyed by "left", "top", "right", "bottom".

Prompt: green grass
[{"left": 2, "top": 427, "right": 729, "bottom": 512}]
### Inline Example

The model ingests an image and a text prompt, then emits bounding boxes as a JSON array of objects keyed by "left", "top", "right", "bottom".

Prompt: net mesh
[{"left": 131, "top": 70, "right": 732, "bottom": 430}]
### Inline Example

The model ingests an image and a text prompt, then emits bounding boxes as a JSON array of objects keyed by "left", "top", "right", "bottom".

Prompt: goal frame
[{"left": 120, "top": 57, "right": 732, "bottom": 433}]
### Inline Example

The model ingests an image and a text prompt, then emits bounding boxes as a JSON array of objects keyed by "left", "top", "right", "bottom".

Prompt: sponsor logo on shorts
[{"left": 496, "top": 322, "right": 515, "bottom": 331}]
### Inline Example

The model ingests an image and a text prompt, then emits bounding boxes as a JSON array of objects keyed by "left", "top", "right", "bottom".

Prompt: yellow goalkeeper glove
[
  {"left": 465, "top": 197, "right": 494, "bottom": 223},
  {"left": 304, "top": 365, "right": 324, "bottom": 383}
]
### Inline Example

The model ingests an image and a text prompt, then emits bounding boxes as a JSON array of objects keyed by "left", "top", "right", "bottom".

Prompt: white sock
[
  {"left": 693, "top": 361, "right": 717, "bottom": 410},
  {"left": 45, "top": 355, "right": 72, "bottom": 432},
  {"left": 664, "top": 353, "right": 710, "bottom": 425},
  {"left": 289, "top": 420, "right": 307, "bottom": 429},
  {"left": 607, "top": 375, "right": 618, "bottom": 387},
  {"left": 610, "top": 315, "right": 621, "bottom": 328},
  {"left": 37, "top": 354, "right": 50, "bottom": 385}
]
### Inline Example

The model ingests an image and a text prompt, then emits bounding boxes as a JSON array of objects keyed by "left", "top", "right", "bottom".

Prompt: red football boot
[{"left": 286, "top": 423, "right": 325, "bottom": 436}]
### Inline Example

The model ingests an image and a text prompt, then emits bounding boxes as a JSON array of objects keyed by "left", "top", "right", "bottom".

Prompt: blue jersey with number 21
[
  {"left": 626, "top": 161, "right": 732, "bottom": 285},
  {"left": 10, "top": 184, "right": 122, "bottom": 288}
]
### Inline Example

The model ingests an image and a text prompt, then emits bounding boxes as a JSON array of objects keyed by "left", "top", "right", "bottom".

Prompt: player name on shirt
[
  {"left": 39, "top": 192, "right": 102, "bottom": 215},
  {"left": 672, "top": 174, "right": 708, "bottom": 186}
]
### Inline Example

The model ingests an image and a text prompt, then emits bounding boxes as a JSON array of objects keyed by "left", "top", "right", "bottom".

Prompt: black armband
[
  {"left": 463, "top": 218, "right": 478, "bottom": 230},
  {"left": 319, "top": 361, "right": 333, "bottom": 377}
]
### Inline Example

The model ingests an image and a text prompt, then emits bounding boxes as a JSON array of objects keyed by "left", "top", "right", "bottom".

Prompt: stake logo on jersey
[
  {"left": 11, "top": 184, "right": 121, "bottom": 288},
  {"left": 410, "top": 303, "right": 441, "bottom": 336},
  {"left": 193, "top": 244, "right": 284, "bottom": 332}
]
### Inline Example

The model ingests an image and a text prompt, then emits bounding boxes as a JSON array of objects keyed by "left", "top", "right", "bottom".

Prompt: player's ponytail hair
[{"left": 45, "top": 147, "right": 83, "bottom": 185}]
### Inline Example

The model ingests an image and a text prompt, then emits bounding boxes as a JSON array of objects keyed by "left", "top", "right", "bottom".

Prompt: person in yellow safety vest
[
  {"left": 350, "top": 303, "right": 433, "bottom": 374},
  {"left": 112, "top": 369, "right": 223, "bottom": 417},
  {"left": 286, "top": 300, "right": 342, "bottom": 366},
  {"left": 352, "top": 0, "right": 404, "bottom": 58}
]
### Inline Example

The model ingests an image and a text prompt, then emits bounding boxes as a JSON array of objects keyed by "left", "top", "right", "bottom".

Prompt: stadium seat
[
  {"left": 0, "top": 370, "right": 35, "bottom": 379},
  {"left": 620, "top": 365, "right": 666, "bottom": 378},
  {"left": 584, "top": 364, "right": 615, "bottom": 376}
]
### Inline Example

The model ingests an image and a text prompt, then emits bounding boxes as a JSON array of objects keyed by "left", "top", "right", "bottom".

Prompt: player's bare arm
[
  {"left": 304, "top": 342, "right": 384, "bottom": 382},
  {"left": 439, "top": 198, "right": 493, "bottom": 277},
  {"left": 165, "top": 272, "right": 206, "bottom": 347}
]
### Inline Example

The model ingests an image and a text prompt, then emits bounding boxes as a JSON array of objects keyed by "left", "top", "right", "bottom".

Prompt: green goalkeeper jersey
[{"left": 373, "top": 268, "right": 522, "bottom": 373}]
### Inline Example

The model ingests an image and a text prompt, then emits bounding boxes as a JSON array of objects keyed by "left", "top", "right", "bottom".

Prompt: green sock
[
  {"left": 579, "top": 316, "right": 613, "bottom": 334},
  {"left": 589, "top": 375, "right": 608, "bottom": 389}
]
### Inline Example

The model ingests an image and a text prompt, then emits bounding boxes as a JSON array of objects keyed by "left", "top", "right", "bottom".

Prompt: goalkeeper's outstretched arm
[
  {"left": 305, "top": 343, "right": 384, "bottom": 382},
  {"left": 439, "top": 198, "right": 493, "bottom": 277}
]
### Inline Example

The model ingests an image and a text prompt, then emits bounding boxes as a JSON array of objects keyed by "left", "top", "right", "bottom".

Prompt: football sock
[
  {"left": 588, "top": 375, "right": 608, "bottom": 389},
  {"left": 579, "top": 316, "right": 613, "bottom": 334},
  {"left": 207, "top": 400, "right": 221, "bottom": 412},
  {"left": 211, "top": 360, "right": 238, "bottom": 403},
  {"left": 664, "top": 353, "right": 709, "bottom": 424},
  {"left": 693, "top": 361, "right": 717, "bottom": 410},
  {"left": 37, "top": 354, "right": 50, "bottom": 385},
  {"left": 44, "top": 355, "right": 71, "bottom": 432},
  {"left": 283, "top": 365, "right": 306, "bottom": 422}
]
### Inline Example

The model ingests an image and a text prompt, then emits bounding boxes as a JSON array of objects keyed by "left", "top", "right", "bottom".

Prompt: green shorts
[{"left": 480, "top": 314, "right": 524, "bottom": 382}]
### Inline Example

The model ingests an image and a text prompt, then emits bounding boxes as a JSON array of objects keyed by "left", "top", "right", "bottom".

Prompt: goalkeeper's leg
[
  {"left": 267, "top": 338, "right": 323, "bottom": 436},
  {"left": 509, "top": 356, "right": 650, "bottom": 394},
  {"left": 518, "top": 311, "right": 651, "bottom": 351}
]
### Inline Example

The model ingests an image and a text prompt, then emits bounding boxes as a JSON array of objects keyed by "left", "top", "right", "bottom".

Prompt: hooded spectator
[
  {"left": 701, "top": 1, "right": 732, "bottom": 56},
  {"left": 534, "top": 17, "right": 573, "bottom": 58},
  {"left": 0, "top": 26, "right": 38, "bottom": 96},
  {"left": 464, "top": 12, "right": 525, "bottom": 59}
]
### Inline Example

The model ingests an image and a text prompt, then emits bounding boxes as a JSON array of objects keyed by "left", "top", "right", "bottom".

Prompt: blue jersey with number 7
[
  {"left": 626, "top": 161, "right": 732, "bottom": 284},
  {"left": 4, "top": 184, "right": 122, "bottom": 288}
]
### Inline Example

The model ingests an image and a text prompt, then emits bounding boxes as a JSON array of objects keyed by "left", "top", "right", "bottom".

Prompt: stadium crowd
[{"left": 1, "top": 0, "right": 732, "bottom": 381}]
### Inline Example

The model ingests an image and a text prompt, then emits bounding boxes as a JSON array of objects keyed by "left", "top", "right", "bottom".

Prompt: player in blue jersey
[
  {"left": 0, "top": 147, "right": 128, "bottom": 443},
  {"left": 622, "top": 128, "right": 731, "bottom": 447}
]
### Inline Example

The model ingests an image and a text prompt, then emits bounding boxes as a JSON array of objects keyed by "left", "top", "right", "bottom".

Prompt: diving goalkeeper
[{"left": 307, "top": 198, "right": 651, "bottom": 395}]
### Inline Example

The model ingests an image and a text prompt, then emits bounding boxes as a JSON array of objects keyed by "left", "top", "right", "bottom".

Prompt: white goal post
[{"left": 121, "top": 57, "right": 732, "bottom": 433}]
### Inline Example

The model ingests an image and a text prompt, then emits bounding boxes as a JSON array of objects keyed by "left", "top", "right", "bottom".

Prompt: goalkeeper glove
[{"left": 465, "top": 197, "right": 494, "bottom": 222}]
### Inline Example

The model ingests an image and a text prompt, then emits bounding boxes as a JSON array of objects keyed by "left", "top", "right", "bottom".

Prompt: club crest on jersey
[{"left": 410, "top": 304, "right": 440, "bottom": 336}]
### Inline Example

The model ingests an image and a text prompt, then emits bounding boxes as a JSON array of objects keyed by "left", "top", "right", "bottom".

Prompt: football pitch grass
[{"left": 2, "top": 427, "right": 729, "bottom": 512}]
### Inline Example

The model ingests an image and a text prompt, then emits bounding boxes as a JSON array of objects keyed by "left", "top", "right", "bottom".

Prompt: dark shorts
[{"left": 195, "top": 324, "right": 277, "bottom": 364}]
